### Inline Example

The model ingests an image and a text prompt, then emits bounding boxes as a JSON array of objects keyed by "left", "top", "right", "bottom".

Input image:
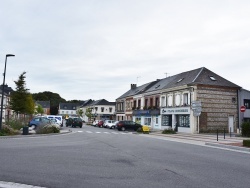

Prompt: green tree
[
  {"left": 85, "top": 108, "right": 92, "bottom": 119},
  {"left": 77, "top": 108, "right": 84, "bottom": 117},
  {"left": 36, "top": 104, "right": 44, "bottom": 115},
  {"left": 10, "top": 72, "right": 35, "bottom": 115},
  {"left": 32, "top": 91, "right": 66, "bottom": 115}
]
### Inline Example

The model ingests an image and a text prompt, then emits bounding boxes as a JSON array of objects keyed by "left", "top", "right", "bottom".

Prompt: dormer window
[
  {"left": 209, "top": 76, "right": 217, "bottom": 81},
  {"left": 155, "top": 84, "right": 160, "bottom": 88}
]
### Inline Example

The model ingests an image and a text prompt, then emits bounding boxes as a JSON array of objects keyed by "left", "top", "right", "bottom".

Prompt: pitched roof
[
  {"left": 116, "top": 67, "right": 241, "bottom": 99},
  {"left": 89, "top": 99, "right": 115, "bottom": 106},
  {"left": 36, "top": 101, "right": 50, "bottom": 108},
  {"left": 59, "top": 103, "right": 79, "bottom": 110}
]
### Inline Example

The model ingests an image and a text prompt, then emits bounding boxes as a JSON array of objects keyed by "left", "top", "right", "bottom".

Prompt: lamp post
[{"left": 0, "top": 54, "right": 15, "bottom": 130}]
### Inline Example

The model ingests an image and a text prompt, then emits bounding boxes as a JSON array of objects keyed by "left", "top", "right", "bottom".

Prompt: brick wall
[{"left": 197, "top": 86, "right": 238, "bottom": 132}]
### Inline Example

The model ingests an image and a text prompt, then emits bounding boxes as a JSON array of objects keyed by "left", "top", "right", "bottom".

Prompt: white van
[{"left": 46, "top": 115, "right": 63, "bottom": 127}]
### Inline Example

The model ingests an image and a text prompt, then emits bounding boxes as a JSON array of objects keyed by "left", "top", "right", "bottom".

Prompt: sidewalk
[{"left": 149, "top": 131, "right": 250, "bottom": 153}]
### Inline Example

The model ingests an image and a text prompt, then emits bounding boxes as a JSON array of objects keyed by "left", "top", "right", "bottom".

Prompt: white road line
[
  {"left": 111, "top": 132, "right": 119, "bottom": 134},
  {"left": 77, "top": 131, "right": 83, "bottom": 133},
  {"left": 103, "top": 132, "right": 110, "bottom": 134},
  {"left": 96, "top": 132, "right": 101, "bottom": 133},
  {"left": 86, "top": 131, "right": 92, "bottom": 133},
  {"left": 0, "top": 181, "right": 46, "bottom": 188}
]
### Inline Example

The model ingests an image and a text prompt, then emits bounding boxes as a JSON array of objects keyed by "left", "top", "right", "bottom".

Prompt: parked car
[
  {"left": 104, "top": 120, "right": 116, "bottom": 129},
  {"left": 92, "top": 120, "right": 100, "bottom": 127},
  {"left": 116, "top": 120, "right": 142, "bottom": 131},
  {"left": 66, "top": 117, "right": 83, "bottom": 128},
  {"left": 50, "top": 119, "right": 61, "bottom": 129},
  {"left": 28, "top": 116, "right": 51, "bottom": 129},
  {"left": 97, "top": 120, "right": 104, "bottom": 128}
]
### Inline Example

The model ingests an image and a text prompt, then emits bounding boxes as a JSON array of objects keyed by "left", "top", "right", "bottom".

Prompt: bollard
[
  {"left": 224, "top": 128, "right": 226, "bottom": 139},
  {"left": 217, "top": 129, "right": 218, "bottom": 141}
]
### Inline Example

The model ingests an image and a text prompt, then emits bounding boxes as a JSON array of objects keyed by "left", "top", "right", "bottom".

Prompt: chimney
[{"left": 131, "top": 84, "right": 137, "bottom": 89}]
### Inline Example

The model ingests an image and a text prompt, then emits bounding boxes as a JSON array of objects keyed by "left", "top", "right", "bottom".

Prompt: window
[
  {"left": 183, "top": 93, "right": 189, "bottom": 106},
  {"left": 144, "top": 117, "right": 151, "bottom": 126},
  {"left": 101, "top": 107, "right": 104, "bottom": 112},
  {"left": 209, "top": 76, "right": 217, "bottom": 81},
  {"left": 168, "top": 95, "right": 173, "bottom": 106},
  {"left": 175, "top": 94, "right": 180, "bottom": 106},
  {"left": 156, "top": 117, "right": 158, "bottom": 124},
  {"left": 133, "top": 100, "right": 136, "bottom": 108},
  {"left": 161, "top": 96, "right": 166, "bottom": 107},
  {"left": 62, "top": 111, "right": 64, "bottom": 114},
  {"left": 135, "top": 117, "right": 141, "bottom": 124},
  {"left": 138, "top": 99, "right": 141, "bottom": 108},
  {"left": 178, "top": 115, "right": 190, "bottom": 127},
  {"left": 244, "top": 99, "right": 250, "bottom": 109},
  {"left": 177, "top": 78, "right": 183, "bottom": 83},
  {"left": 109, "top": 108, "right": 112, "bottom": 112},
  {"left": 145, "top": 99, "right": 148, "bottom": 107},
  {"left": 150, "top": 98, "right": 153, "bottom": 107},
  {"left": 155, "top": 97, "right": 159, "bottom": 107},
  {"left": 95, "top": 107, "right": 98, "bottom": 112}
]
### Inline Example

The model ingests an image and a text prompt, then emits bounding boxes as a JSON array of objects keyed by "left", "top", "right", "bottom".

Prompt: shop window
[
  {"left": 178, "top": 115, "right": 190, "bottom": 127},
  {"left": 162, "top": 115, "right": 172, "bottom": 126},
  {"left": 135, "top": 117, "right": 141, "bottom": 124},
  {"left": 144, "top": 117, "right": 151, "bottom": 126},
  {"left": 244, "top": 99, "right": 250, "bottom": 109}
]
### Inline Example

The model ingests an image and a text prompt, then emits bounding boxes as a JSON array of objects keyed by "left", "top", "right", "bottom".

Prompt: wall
[{"left": 197, "top": 86, "right": 238, "bottom": 132}]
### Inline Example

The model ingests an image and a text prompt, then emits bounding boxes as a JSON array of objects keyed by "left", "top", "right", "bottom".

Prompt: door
[{"left": 228, "top": 116, "right": 234, "bottom": 133}]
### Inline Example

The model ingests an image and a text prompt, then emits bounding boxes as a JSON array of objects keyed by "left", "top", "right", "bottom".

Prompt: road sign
[
  {"left": 240, "top": 106, "right": 246, "bottom": 112},
  {"left": 191, "top": 101, "right": 202, "bottom": 110}
]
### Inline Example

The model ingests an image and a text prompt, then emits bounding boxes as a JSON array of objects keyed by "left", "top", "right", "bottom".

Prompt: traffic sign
[
  {"left": 191, "top": 101, "right": 202, "bottom": 110},
  {"left": 240, "top": 106, "right": 246, "bottom": 112}
]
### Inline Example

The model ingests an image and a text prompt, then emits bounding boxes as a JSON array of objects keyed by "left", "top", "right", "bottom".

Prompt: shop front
[
  {"left": 161, "top": 107, "right": 191, "bottom": 133},
  {"left": 132, "top": 109, "right": 160, "bottom": 129}
]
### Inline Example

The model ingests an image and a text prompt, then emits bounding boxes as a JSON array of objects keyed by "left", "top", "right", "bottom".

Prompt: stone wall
[{"left": 197, "top": 86, "right": 238, "bottom": 132}]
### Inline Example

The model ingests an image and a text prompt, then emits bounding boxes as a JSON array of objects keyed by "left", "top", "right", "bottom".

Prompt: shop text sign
[{"left": 161, "top": 107, "right": 190, "bottom": 115}]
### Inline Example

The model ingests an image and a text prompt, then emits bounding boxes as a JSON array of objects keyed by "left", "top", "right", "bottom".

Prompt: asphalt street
[{"left": 0, "top": 124, "right": 250, "bottom": 188}]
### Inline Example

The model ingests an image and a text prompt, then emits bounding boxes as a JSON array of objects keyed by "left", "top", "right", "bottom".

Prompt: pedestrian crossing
[{"left": 79, "top": 131, "right": 131, "bottom": 135}]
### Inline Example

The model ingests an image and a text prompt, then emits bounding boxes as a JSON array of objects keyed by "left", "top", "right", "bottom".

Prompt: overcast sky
[{"left": 1, "top": 0, "right": 250, "bottom": 102}]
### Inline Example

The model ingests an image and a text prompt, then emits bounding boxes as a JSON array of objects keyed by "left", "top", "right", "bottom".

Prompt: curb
[
  {"left": 205, "top": 142, "right": 250, "bottom": 152},
  {"left": 0, "top": 129, "right": 72, "bottom": 139}
]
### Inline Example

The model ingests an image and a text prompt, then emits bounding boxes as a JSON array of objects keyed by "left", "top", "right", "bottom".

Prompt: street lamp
[{"left": 0, "top": 54, "right": 15, "bottom": 130}]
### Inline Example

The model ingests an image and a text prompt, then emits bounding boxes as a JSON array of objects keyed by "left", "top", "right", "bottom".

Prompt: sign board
[
  {"left": 240, "top": 106, "right": 246, "bottom": 113},
  {"left": 193, "top": 111, "right": 201, "bottom": 117},
  {"left": 191, "top": 101, "right": 202, "bottom": 110},
  {"left": 142, "top": 125, "right": 150, "bottom": 132}
]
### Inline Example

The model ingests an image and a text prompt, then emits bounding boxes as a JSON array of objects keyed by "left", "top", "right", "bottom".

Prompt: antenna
[{"left": 164, "top": 73, "right": 168, "bottom": 77}]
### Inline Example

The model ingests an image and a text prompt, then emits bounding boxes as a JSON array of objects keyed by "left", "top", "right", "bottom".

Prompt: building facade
[{"left": 116, "top": 67, "right": 242, "bottom": 133}]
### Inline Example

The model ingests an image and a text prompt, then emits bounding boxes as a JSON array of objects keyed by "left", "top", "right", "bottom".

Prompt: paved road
[{"left": 0, "top": 124, "right": 250, "bottom": 188}]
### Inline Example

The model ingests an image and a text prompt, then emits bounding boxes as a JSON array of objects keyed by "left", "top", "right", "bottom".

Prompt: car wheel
[
  {"left": 121, "top": 127, "right": 125, "bottom": 131},
  {"left": 80, "top": 126, "right": 82, "bottom": 128}
]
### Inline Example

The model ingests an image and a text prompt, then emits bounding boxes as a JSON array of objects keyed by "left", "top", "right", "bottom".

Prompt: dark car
[
  {"left": 116, "top": 120, "right": 142, "bottom": 131},
  {"left": 97, "top": 120, "right": 104, "bottom": 128},
  {"left": 66, "top": 117, "right": 83, "bottom": 128},
  {"left": 28, "top": 116, "right": 51, "bottom": 129}
]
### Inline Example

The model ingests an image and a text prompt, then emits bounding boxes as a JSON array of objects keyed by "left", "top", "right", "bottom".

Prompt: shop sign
[{"left": 161, "top": 107, "right": 190, "bottom": 115}]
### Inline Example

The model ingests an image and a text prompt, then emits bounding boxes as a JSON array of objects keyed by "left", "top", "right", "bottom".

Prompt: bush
[
  {"left": 243, "top": 140, "right": 250, "bottom": 147},
  {"left": 241, "top": 122, "right": 250, "bottom": 137},
  {"left": 0, "top": 124, "right": 20, "bottom": 136},
  {"left": 162, "top": 128, "right": 176, "bottom": 134},
  {"left": 36, "top": 124, "right": 60, "bottom": 134},
  {"left": 5, "top": 118, "right": 28, "bottom": 130}
]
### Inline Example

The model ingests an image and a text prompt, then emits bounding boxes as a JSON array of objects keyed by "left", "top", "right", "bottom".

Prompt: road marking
[
  {"left": 86, "top": 131, "right": 92, "bottom": 133},
  {"left": 77, "top": 131, "right": 83, "bottom": 133},
  {"left": 96, "top": 132, "right": 101, "bottom": 133},
  {"left": 103, "top": 132, "right": 110, "bottom": 134},
  {"left": 111, "top": 132, "right": 119, "bottom": 134},
  {"left": 0, "top": 181, "right": 46, "bottom": 188}
]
